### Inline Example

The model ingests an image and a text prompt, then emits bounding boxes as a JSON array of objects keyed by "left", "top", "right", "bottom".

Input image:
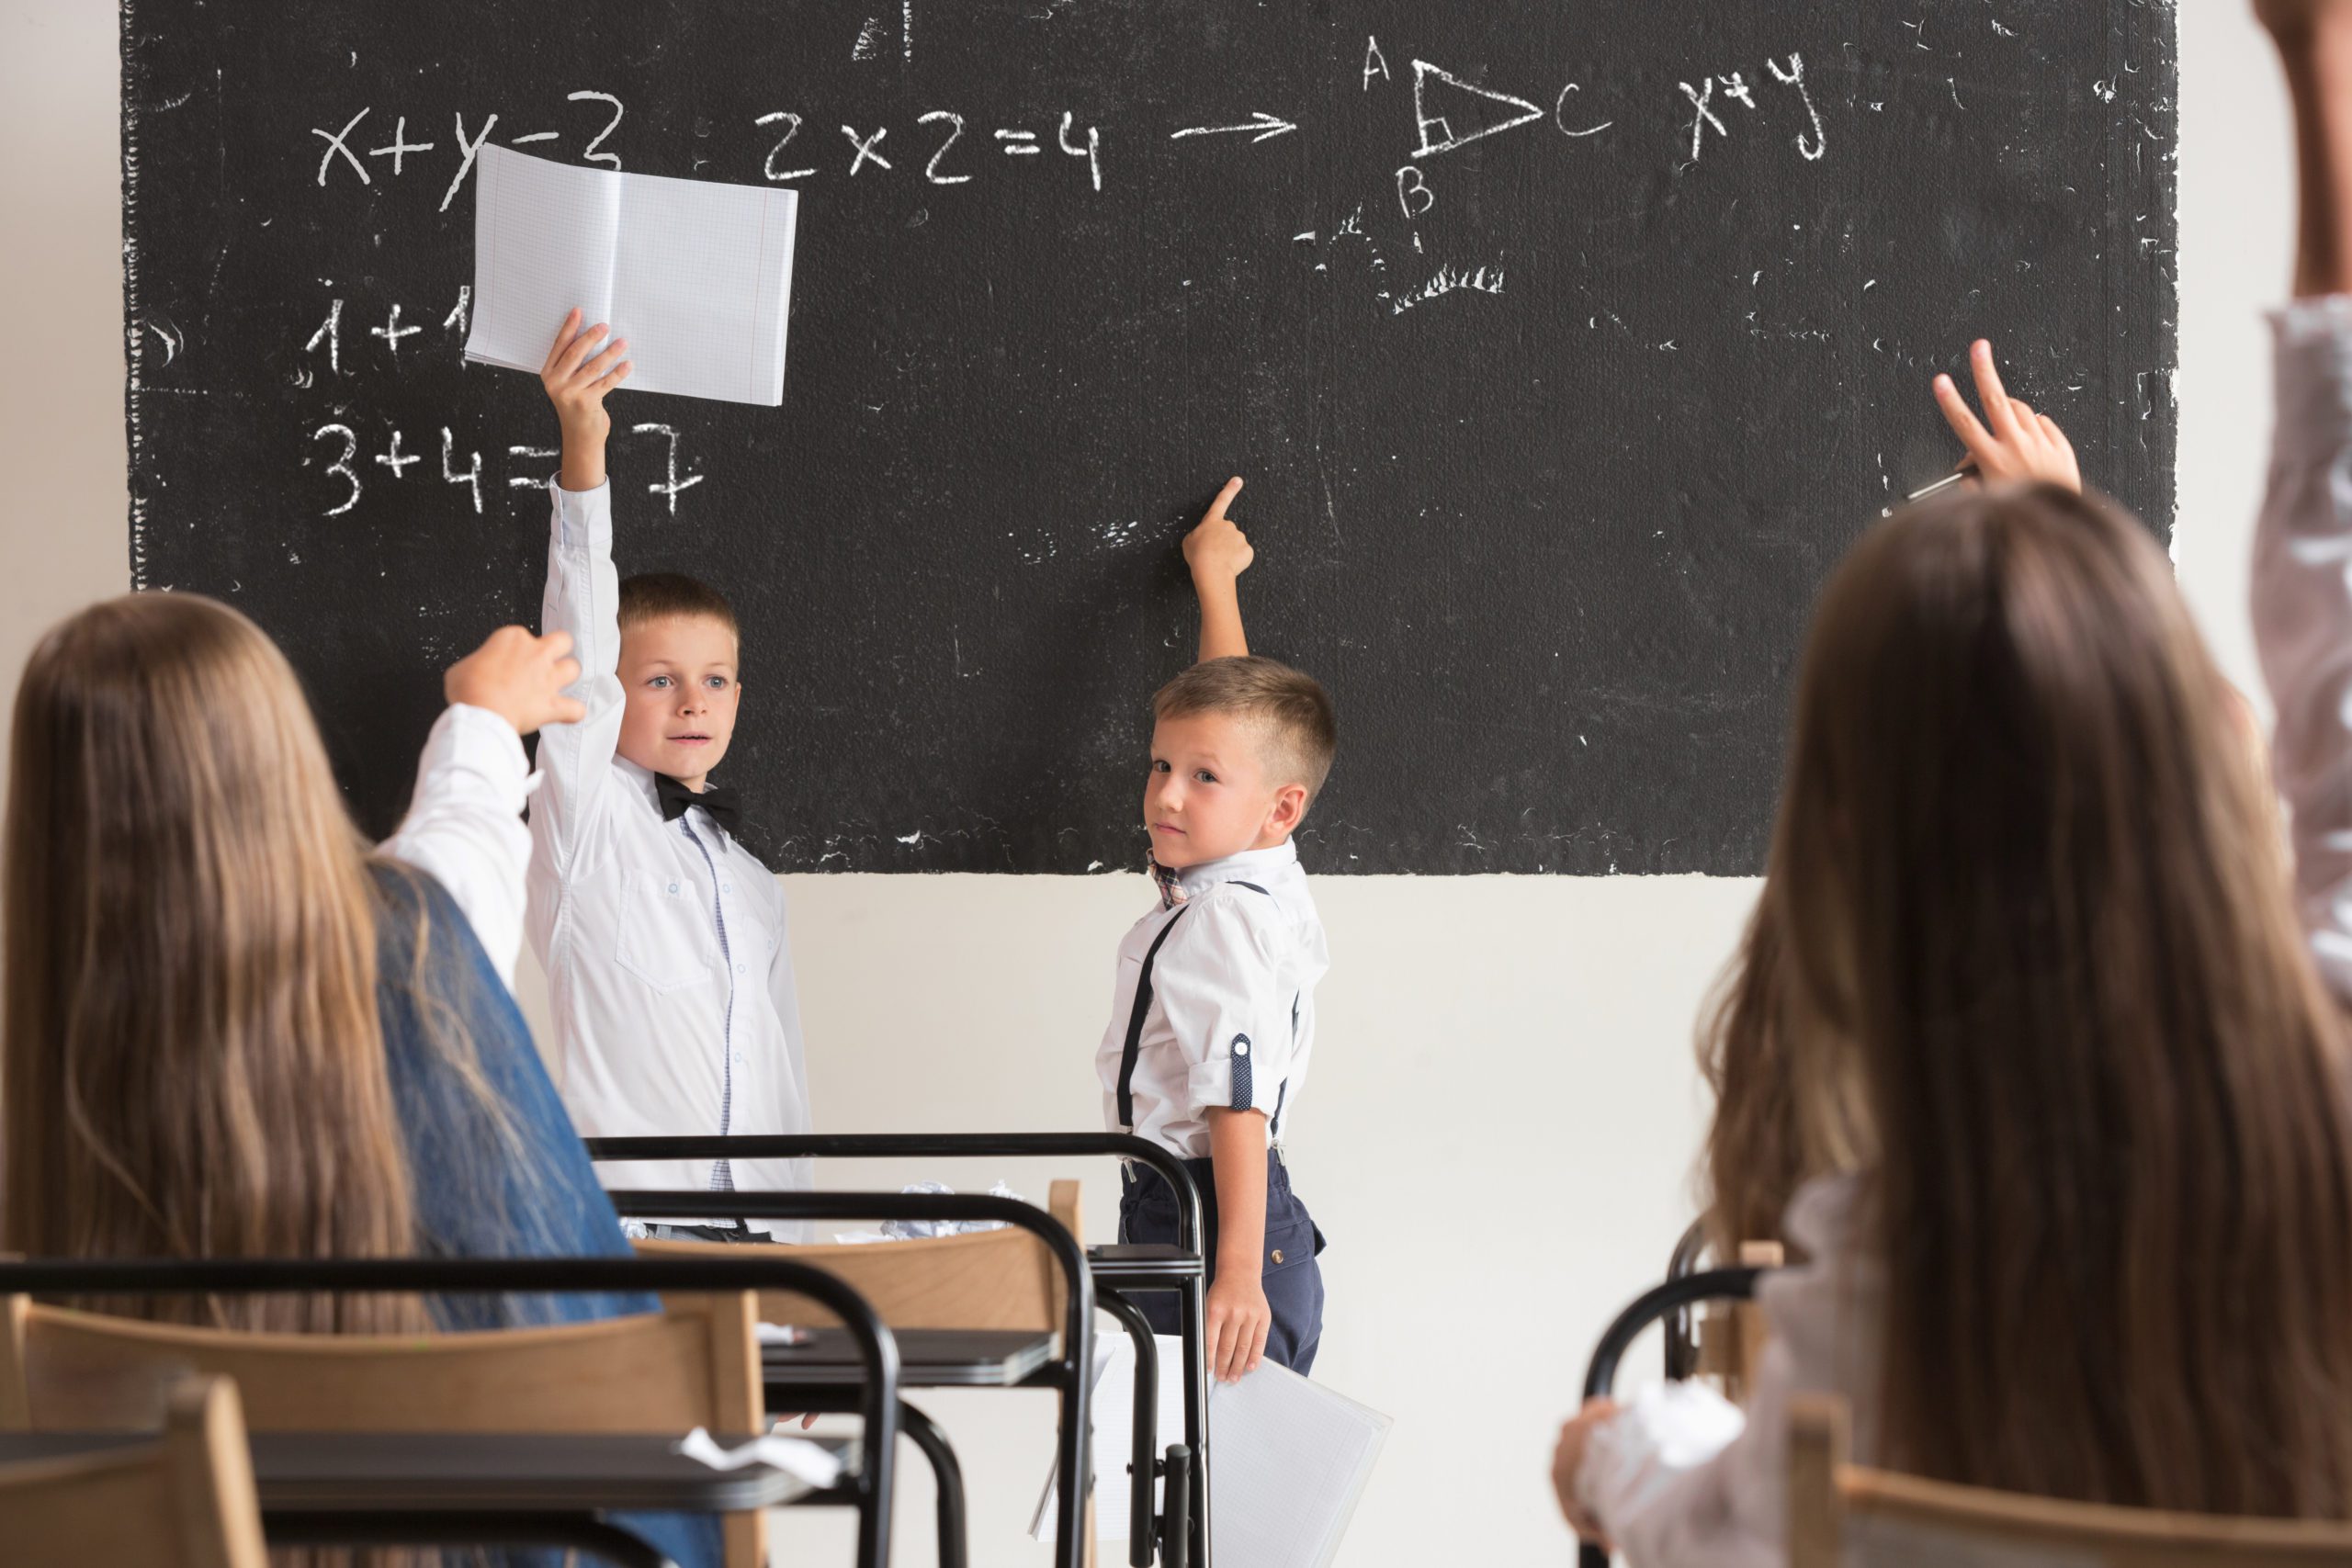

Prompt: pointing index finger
[{"left": 1204, "top": 476, "right": 1245, "bottom": 525}]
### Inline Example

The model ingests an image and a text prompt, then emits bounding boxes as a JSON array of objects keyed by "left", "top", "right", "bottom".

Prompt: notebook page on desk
[
  {"left": 465, "top": 145, "right": 619, "bottom": 375},
  {"left": 609, "top": 167, "right": 797, "bottom": 406},
  {"left": 1035, "top": 1334, "right": 1391, "bottom": 1568}
]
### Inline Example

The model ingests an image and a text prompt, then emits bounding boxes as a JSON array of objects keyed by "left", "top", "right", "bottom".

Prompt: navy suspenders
[
  {"left": 1114, "top": 905, "right": 1191, "bottom": 1131},
  {"left": 1115, "top": 881, "right": 1299, "bottom": 1138}
]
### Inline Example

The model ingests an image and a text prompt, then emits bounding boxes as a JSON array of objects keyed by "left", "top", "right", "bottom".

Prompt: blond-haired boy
[
  {"left": 1100, "top": 478, "right": 1336, "bottom": 1379},
  {"left": 528, "top": 310, "right": 810, "bottom": 1231}
]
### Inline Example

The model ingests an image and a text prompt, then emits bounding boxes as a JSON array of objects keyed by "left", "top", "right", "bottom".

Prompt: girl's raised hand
[
  {"left": 446, "top": 626, "right": 587, "bottom": 737},
  {"left": 1932, "top": 339, "right": 2082, "bottom": 493}
]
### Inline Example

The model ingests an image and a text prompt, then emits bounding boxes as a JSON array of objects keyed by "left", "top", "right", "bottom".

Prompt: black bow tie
[{"left": 656, "top": 774, "right": 743, "bottom": 834}]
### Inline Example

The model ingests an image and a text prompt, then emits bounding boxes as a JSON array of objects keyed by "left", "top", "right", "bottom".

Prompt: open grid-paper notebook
[{"left": 465, "top": 144, "right": 799, "bottom": 407}]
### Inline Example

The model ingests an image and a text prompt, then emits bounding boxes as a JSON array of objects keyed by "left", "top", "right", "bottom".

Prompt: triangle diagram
[{"left": 1410, "top": 60, "right": 1546, "bottom": 158}]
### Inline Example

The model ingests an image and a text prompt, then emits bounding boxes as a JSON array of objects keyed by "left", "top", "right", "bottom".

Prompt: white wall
[{"left": 0, "top": 6, "right": 2290, "bottom": 1565}]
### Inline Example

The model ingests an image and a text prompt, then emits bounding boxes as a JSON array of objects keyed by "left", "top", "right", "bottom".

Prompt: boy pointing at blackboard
[
  {"left": 1100, "top": 479, "right": 1337, "bottom": 1380},
  {"left": 524, "top": 310, "right": 811, "bottom": 1232}
]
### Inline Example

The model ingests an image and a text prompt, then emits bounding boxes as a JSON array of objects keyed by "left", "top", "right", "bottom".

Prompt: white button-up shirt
[
  {"left": 1096, "top": 841, "right": 1329, "bottom": 1159},
  {"left": 526, "top": 479, "right": 812, "bottom": 1220},
  {"left": 379, "top": 703, "right": 537, "bottom": 991},
  {"left": 2260, "top": 297, "right": 2352, "bottom": 1011}
]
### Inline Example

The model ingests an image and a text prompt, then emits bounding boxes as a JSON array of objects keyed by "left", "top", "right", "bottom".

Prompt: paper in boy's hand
[
  {"left": 1034, "top": 1335, "right": 1391, "bottom": 1568},
  {"left": 466, "top": 144, "right": 799, "bottom": 407}
]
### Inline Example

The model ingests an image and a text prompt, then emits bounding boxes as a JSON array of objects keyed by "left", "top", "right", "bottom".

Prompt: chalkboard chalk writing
[
  {"left": 441, "top": 114, "right": 498, "bottom": 211},
  {"left": 919, "top": 110, "right": 969, "bottom": 183},
  {"left": 439, "top": 427, "right": 483, "bottom": 514},
  {"left": 1409, "top": 61, "right": 1545, "bottom": 158},
  {"left": 1057, "top": 112, "right": 1102, "bottom": 190},
  {"left": 312, "top": 108, "right": 371, "bottom": 186},
  {"left": 368, "top": 115, "right": 433, "bottom": 177},
  {"left": 304, "top": 298, "right": 343, "bottom": 374},
  {"left": 1170, "top": 111, "right": 1299, "bottom": 144},
  {"left": 842, "top": 123, "right": 892, "bottom": 174},
  {"left": 1554, "top": 85, "right": 1611, "bottom": 139},
  {"left": 568, "top": 91, "right": 625, "bottom": 170},
  {"left": 308, "top": 424, "right": 360, "bottom": 516},
  {"left": 758, "top": 111, "right": 815, "bottom": 182},
  {"left": 370, "top": 302, "right": 419, "bottom": 356},
  {"left": 124, "top": 0, "right": 2177, "bottom": 874}
]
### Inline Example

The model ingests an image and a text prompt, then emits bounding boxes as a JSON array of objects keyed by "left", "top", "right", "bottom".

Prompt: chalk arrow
[
  {"left": 1409, "top": 60, "right": 1545, "bottom": 158},
  {"left": 1170, "top": 111, "right": 1299, "bottom": 144}
]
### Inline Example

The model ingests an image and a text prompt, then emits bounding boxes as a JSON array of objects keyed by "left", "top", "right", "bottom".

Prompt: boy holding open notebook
[{"left": 525, "top": 310, "right": 812, "bottom": 1232}]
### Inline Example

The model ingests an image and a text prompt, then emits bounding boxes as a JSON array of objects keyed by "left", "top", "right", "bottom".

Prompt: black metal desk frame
[
  {"left": 588, "top": 1131, "right": 1211, "bottom": 1568},
  {"left": 601, "top": 1181, "right": 1101, "bottom": 1568},
  {"left": 0, "top": 1253, "right": 902, "bottom": 1568}
]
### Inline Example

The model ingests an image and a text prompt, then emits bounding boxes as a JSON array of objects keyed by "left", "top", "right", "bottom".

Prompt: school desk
[
  {"left": 0, "top": 1254, "right": 903, "bottom": 1568},
  {"left": 592, "top": 1132, "right": 1212, "bottom": 1568},
  {"left": 0, "top": 1428, "right": 849, "bottom": 1567}
]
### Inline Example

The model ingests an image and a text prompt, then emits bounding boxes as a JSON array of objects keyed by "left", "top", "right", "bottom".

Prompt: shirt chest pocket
[{"left": 615, "top": 869, "right": 717, "bottom": 992}]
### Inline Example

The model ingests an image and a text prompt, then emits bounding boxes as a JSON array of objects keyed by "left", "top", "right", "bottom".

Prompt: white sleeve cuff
[
  {"left": 1577, "top": 1382, "right": 1748, "bottom": 1536},
  {"left": 549, "top": 476, "right": 612, "bottom": 554},
  {"left": 428, "top": 703, "right": 533, "bottom": 807}
]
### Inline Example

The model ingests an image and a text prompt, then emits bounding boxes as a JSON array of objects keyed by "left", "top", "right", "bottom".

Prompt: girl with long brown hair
[
  {"left": 1, "top": 592, "right": 718, "bottom": 1568},
  {"left": 1548, "top": 9, "right": 2352, "bottom": 1549}
]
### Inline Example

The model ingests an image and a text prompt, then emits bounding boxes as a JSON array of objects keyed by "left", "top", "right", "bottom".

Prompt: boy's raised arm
[
  {"left": 1184, "top": 477, "right": 1254, "bottom": 663},
  {"left": 531, "top": 309, "right": 635, "bottom": 871}
]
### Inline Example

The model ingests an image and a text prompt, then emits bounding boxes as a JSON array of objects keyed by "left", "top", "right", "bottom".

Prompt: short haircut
[
  {"left": 617, "top": 572, "right": 739, "bottom": 640},
  {"left": 1153, "top": 655, "right": 1338, "bottom": 804}
]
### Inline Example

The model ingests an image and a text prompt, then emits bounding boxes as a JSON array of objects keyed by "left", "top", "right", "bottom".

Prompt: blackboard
[{"left": 120, "top": 1, "right": 2177, "bottom": 874}]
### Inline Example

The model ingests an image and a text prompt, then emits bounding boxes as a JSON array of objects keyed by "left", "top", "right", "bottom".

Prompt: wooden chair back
[
  {"left": 1, "top": 1292, "right": 764, "bottom": 1568},
  {"left": 1789, "top": 1394, "right": 2352, "bottom": 1567},
  {"left": 0, "top": 1374, "right": 266, "bottom": 1568},
  {"left": 1694, "top": 1240, "right": 1783, "bottom": 1403},
  {"left": 638, "top": 1179, "right": 1084, "bottom": 1333}
]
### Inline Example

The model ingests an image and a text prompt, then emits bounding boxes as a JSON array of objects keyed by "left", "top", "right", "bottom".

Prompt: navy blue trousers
[{"left": 1119, "top": 1151, "right": 1325, "bottom": 1376}]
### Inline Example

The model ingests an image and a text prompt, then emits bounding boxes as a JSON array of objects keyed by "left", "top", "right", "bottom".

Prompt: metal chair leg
[{"left": 896, "top": 1400, "right": 968, "bottom": 1568}]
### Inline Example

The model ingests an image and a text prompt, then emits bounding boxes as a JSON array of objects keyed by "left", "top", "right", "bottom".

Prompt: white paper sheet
[
  {"left": 1035, "top": 1335, "right": 1391, "bottom": 1568},
  {"left": 465, "top": 145, "right": 799, "bottom": 407},
  {"left": 673, "top": 1425, "right": 843, "bottom": 1488}
]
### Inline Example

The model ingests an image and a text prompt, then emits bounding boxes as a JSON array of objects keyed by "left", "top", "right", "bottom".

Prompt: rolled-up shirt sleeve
[
  {"left": 2256, "top": 298, "right": 2352, "bottom": 1004},
  {"left": 1153, "top": 891, "right": 1291, "bottom": 1122}
]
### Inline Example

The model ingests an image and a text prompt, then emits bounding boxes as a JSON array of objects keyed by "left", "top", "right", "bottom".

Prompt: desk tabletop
[
  {"left": 0, "top": 1431, "right": 847, "bottom": 1513},
  {"left": 764, "top": 1327, "right": 1055, "bottom": 1388}
]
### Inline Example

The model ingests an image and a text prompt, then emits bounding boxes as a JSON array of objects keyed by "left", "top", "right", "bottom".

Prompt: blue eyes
[
  {"left": 1148, "top": 761, "right": 1216, "bottom": 784},
  {"left": 646, "top": 675, "right": 731, "bottom": 691}
]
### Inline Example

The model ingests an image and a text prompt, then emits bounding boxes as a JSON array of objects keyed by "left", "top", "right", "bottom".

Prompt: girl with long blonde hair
[{"left": 2, "top": 592, "right": 717, "bottom": 1567}]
